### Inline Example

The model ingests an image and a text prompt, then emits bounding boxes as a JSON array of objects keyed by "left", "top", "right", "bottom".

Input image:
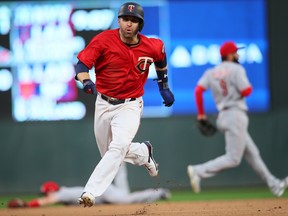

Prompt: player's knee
[
  {"left": 226, "top": 155, "right": 242, "bottom": 167},
  {"left": 109, "top": 140, "right": 130, "bottom": 155},
  {"left": 231, "top": 158, "right": 242, "bottom": 167}
]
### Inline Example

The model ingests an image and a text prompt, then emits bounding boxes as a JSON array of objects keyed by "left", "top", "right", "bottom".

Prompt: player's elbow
[
  {"left": 195, "top": 85, "right": 206, "bottom": 93},
  {"left": 241, "top": 86, "right": 252, "bottom": 97},
  {"left": 194, "top": 85, "right": 206, "bottom": 97},
  {"left": 231, "top": 158, "right": 242, "bottom": 167}
]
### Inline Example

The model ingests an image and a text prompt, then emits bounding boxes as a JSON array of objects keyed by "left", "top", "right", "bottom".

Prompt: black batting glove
[{"left": 83, "top": 79, "right": 97, "bottom": 95}]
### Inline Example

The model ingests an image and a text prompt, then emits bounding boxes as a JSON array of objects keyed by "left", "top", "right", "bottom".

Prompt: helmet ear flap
[{"left": 138, "top": 21, "right": 144, "bottom": 32}]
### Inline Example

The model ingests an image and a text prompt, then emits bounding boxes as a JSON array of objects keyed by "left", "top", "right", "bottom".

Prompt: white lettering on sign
[{"left": 170, "top": 43, "right": 264, "bottom": 68}]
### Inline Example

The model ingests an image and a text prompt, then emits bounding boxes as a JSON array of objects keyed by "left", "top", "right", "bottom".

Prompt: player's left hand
[
  {"left": 196, "top": 118, "right": 217, "bottom": 137},
  {"left": 160, "top": 88, "right": 175, "bottom": 107}
]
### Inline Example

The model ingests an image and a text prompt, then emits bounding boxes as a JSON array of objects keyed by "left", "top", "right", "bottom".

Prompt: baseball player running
[
  {"left": 7, "top": 163, "right": 171, "bottom": 208},
  {"left": 187, "top": 41, "right": 288, "bottom": 197},
  {"left": 75, "top": 2, "right": 174, "bottom": 207}
]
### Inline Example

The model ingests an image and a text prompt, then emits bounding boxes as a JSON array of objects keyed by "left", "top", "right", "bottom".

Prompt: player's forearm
[
  {"left": 76, "top": 72, "right": 91, "bottom": 83},
  {"left": 195, "top": 85, "right": 206, "bottom": 117},
  {"left": 27, "top": 195, "right": 58, "bottom": 207},
  {"left": 154, "top": 60, "right": 174, "bottom": 107},
  {"left": 155, "top": 70, "right": 168, "bottom": 89}
]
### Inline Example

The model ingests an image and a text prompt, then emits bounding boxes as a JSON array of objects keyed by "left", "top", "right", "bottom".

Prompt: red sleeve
[
  {"left": 194, "top": 85, "right": 206, "bottom": 115},
  {"left": 148, "top": 37, "right": 166, "bottom": 63},
  {"left": 77, "top": 37, "right": 102, "bottom": 69},
  {"left": 77, "top": 31, "right": 110, "bottom": 69},
  {"left": 27, "top": 199, "right": 40, "bottom": 207},
  {"left": 241, "top": 86, "right": 252, "bottom": 97}
]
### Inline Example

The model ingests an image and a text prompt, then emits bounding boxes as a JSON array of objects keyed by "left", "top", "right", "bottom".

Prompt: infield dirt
[{"left": 1, "top": 198, "right": 287, "bottom": 216}]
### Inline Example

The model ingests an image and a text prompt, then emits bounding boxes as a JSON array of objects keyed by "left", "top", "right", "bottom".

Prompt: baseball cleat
[
  {"left": 187, "top": 165, "right": 201, "bottom": 193},
  {"left": 270, "top": 177, "right": 288, "bottom": 197},
  {"left": 78, "top": 192, "right": 95, "bottom": 207},
  {"left": 143, "top": 141, "right": 159, "bottom": 177}
]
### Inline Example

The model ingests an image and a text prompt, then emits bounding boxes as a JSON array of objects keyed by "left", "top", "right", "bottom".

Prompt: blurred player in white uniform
[
  {"left": 8, "top": 163, "right": 170, "bottom": 208},
  {"left": 187, "top": 41, "right": 288, "bottom": 197}
]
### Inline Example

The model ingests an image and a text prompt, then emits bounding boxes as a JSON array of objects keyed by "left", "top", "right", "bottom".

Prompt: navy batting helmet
[{"left": 118, "top": 2, "right": 144, "bottom": 32}]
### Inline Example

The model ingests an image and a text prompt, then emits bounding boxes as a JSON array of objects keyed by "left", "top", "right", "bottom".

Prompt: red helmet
[{"left": 40, "top": 181, "right": 59, "bottom": 194}]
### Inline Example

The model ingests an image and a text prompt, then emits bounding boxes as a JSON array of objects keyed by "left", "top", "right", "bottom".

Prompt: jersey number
[{"left": 220, "top": 79, "right": 228, "bottom": 96}]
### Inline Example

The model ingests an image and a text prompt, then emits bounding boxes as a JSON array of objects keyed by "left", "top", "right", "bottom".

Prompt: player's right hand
[{"left": 83, "top": 79, "right": 97, "bottom": 95}]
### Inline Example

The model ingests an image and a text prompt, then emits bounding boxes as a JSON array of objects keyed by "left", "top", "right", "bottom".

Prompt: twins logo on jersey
[{"left": 137, "top": 57, "right": 153, "bottom": 74}]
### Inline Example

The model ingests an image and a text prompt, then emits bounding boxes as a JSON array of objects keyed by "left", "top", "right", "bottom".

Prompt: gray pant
[{"left": 194, "top": 108, "right": 278, "bottom": 188}]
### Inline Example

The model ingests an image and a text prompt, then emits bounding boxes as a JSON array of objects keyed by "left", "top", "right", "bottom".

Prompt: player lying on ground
[
  {"left": 188, "top": 41, "right": 288, "bottom": 197},
  {"left": 7, "top": 163, "right": 171, "bottom": 208}
]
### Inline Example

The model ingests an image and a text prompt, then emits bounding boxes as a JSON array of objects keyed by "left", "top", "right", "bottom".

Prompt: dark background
[{"left": 0, "top": 0, "right": 288, "bottom": 194}]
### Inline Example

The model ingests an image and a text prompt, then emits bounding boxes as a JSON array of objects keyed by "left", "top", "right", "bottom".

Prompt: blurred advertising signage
[
  {"left": 0, "top": 0, "right": 268, "bottom": 121},
  {"left": 5, "top": 4, "right": 114, "bottom": 121}
]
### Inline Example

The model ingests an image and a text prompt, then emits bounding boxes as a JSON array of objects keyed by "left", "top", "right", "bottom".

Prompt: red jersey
[{"left": 77, "top": 29, "right": 166, "bottom": 99}]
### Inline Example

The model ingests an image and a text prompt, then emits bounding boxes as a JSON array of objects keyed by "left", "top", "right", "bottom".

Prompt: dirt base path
[{"left": 1, "top": 198, "right": 287, "bottom": 216}]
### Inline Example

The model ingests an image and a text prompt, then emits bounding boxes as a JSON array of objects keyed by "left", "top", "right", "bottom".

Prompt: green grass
[
  {"left": 169, "top": 186, "right": 288, "bottom": 202},
  {"left": 0, "top": 194, "right": 36, "bottom": 209},
  {"left": 0, "top": 187, "right": 287, "bottom": 209}
]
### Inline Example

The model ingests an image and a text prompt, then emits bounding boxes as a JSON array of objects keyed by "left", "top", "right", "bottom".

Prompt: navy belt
[{"left": 101, "top": 94, "right": 136, "bottom": 105}]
